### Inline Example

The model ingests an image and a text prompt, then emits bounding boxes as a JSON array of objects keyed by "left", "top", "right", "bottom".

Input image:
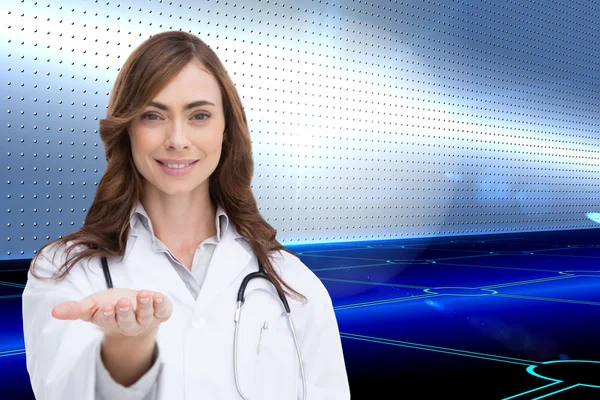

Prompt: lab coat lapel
[
  {"left": 195, "top": 223, "right": 252, "bottom": 312},
  {"left": 125, "top": 229, "right": 197, "bottom": 307}
]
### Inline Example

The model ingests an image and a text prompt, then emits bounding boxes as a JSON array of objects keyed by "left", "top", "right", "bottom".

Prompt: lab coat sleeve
[
  {"left": 22, "top": 250, "right": 103, "bottom": 400},
  {"left": 95, "top": 338, "right": 161, "bottom": 400},
  {"left": 299, "top": 288, "right": 351, "bottom": 399},
  {"left": 21, "top": 248, "right": 161, "bottom": 400}
]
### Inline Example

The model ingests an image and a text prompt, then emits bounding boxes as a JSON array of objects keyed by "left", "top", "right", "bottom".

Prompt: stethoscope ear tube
[
  {"left": 102, "top": 255, "right": 304, "bottom": 399},
  {"left": 101, "top": 256, "right": 113, "bottom": 289},
  {"left": 237, "top": 267, "right": 291, "bottom": 314},
  {"left": 234, "top": 262, "right": 306, "bottom": 400}
]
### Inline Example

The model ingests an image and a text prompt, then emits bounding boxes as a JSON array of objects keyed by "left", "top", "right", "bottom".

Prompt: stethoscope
[{"left": 101, "top": 256, "right": 307, "bottom": 400}]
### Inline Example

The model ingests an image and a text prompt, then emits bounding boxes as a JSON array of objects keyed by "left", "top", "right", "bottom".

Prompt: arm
[
  {"left": 22, "top": 251, "right": 103, "bottom": 400},
  {"left": 95, "top": 335, "right": 162, "bottom": 400},
  {"left": 101, "top": 328, "right": 158, "bottom": 386},
  {"left": 22, "top": 250, "right": 163, "bottom": 400},
  {"left": 299, "top": 291, "right": 351, "bottom": 399}
]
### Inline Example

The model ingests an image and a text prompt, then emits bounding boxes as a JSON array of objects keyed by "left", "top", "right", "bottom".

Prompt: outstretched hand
[{"left": 52, "top": 288, "right": 172, "bottom": 338}]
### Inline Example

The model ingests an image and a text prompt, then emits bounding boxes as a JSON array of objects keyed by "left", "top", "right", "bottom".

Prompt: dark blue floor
[{"left": 2, "top": 228, "right": 599, "bottom": 399}]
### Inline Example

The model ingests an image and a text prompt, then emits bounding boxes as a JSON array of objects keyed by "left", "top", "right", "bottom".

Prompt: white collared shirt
[{"left": 129, "top": 200, "right": 232, "bottom": 298}]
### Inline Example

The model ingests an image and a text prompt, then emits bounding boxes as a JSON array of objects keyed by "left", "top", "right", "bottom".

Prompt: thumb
[
  {"left": 52, "top": 301, "right": 84, "bottom": 320},
  {"left": 52, "top": 293, "right": 99, "bottom": 321}
]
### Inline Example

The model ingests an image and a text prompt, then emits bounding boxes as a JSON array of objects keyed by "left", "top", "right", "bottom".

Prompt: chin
[
  {"left": 157, "top": 182, "right": 207, "bottom": 197},
  {"left": 159, "top": 187, "right": 195, "bottom": 196}
]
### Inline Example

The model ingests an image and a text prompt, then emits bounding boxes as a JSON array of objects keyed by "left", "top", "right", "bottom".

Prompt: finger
[
  {"left": 135, "top": 290, "right": 155, "bottom": 327},
  {"left": 115, "top": 298, "right": 137, "bottom": 334},
  {"left": 94, "top": 304, "right": 118, "bottom": 331},
  {"left": 153, "top": 292, "right": 172, "bottom": 321},
  {"left": 52, "top": 301, "right": 84, "bottom": 320},
  {"left": 52, "top": 294, "right": 100, "bottom": 322}
]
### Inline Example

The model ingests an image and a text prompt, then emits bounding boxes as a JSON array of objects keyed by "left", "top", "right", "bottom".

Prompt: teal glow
[
  {"left": 320, "top": 277, "right": 427, "bottom": 289},
  {"left": 0, "top": 281, "right": 25, "bottom": 288},
  {"left": 333, "top": 293, "right": 441, "bottom": 310},
  {"left": 501, "top": 381, "right": 564, "bottom": 400},
  {"left": 503, "top": 360, "right": 600, "bottom": 399},
  {"left": 527, "top": 360, "right": 600, "bottom": 388},
  {"left": 340, "top": 332, "right": 536, "bottom": 366},
  {"left": 495, "top": 293, "right": 600, "bottom": 306},
  {"left": 481, "top": 275, "right": 573, "bottom": 290},
  {"left": 559, "top": 270, "right": 600, "bottom": 277},
  {"left": 423, "top": 287, "right": 498, "bottom": 296},
  {"left": 0, "top": 349, "right": 26, "bottom": 358},
  {"left": 312, "top": 262, "right": 392, "bottom": 272}
]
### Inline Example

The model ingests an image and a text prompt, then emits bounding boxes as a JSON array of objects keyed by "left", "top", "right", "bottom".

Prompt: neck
[{"left": 140, "top": 186, "right": 217, "bottom": 251}]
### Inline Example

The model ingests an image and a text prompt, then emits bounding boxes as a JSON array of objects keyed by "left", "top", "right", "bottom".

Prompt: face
[{"left": 127, "top": 61, "right": 225, "bottom": 199}]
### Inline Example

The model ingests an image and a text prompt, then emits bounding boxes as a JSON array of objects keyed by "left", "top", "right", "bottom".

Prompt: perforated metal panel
[{"left": 2, "top": 0, "right": 600, "bottom": 258}]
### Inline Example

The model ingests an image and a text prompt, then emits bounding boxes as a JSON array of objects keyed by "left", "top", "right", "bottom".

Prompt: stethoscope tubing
[{"left": 101, "top": 256, "right": 307, "bottom": 400}]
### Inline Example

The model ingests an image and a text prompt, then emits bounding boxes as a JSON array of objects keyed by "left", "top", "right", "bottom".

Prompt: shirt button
[{"left": 191, "top": 316, "right": 205, "bottom": 330}]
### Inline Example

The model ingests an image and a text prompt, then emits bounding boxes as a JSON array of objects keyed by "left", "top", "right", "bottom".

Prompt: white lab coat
[{"left": 22, "top": 220, "right": 350, "bottom": 399}]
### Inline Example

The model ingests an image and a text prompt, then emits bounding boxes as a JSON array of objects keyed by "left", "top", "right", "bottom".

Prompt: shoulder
[
  {"left": 270, "top": 249, "right": 333, "bottom": 309},
  {"left": 31, "top": 240, "right": 90, "bottom": 279}
]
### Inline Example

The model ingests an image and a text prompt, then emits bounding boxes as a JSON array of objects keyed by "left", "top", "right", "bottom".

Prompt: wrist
[
  {"left": 102, "top": 326, "right": 157, "bottom": 358},
  {"left": 101, "top": 328, "right": 158, "bottom": 386},
  {"left": 103, "top": 324, "right": 158, "bottom": 341}
]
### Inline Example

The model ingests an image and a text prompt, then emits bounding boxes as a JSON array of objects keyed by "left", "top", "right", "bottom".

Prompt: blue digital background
[
  {"left": 2, "top": 228, "right": 600, "bottom": 398},
  {"left": 2, "top": 0, "right": 600, "bottom": 398}
]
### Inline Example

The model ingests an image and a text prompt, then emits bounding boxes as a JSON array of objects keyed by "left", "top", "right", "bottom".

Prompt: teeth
[{"left": 163, "top": 162, "right": 192, "bottom": 169}]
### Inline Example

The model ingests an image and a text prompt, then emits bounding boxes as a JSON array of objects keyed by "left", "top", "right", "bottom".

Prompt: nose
[{"left": 165, "top": 120, "right": 190, "bottom": 150}]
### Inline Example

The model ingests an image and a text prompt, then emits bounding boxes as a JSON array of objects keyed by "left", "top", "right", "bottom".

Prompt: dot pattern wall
[{"left": 2, "top": 0, "right": 600, "bottom": 258}]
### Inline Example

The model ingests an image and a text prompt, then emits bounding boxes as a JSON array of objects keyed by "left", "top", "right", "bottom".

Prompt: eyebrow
[{"left": 147, "top": 100, "right": 216, "bottom": 111}]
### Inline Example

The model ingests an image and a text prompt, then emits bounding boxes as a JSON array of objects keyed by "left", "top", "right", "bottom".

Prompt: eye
[
  {"left": 141, "top": 112, "right": 161, "bottom": 121},
  {"left": 140, "top": 112, "right": 209, "bottom": 121},
  {"left": 194, "top": 113, "right": 209, "bottom": 121}
]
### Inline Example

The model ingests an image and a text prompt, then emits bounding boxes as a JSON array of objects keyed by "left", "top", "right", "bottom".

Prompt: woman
[{"left": 22, "top": 31, "right": 350, "bottom": 400}]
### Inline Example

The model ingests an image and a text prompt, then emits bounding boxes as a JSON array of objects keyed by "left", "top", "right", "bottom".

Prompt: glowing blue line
[
  {"left": 0, "top": 268, "right": 29, "bottom": 272},
  {"left": 0, "top": 294, "right": 22, "bottom": 299},
  {"left": 402, "top": 247, "right": 491, "bottom": 254},
  {"left": 311, "top": 257, "right": 558, "bottom": 279},
  {"left": 0, "top": 349, "right": 26, "bottom": 358},
  {"left": 439, "top": 261, "right": 562, "bottom": 273},
  {"left": 481, "top": 275, "right": 573, "bottom": 289},
  {"left": 495, "top": 293, "right": 600, "bottom": 306},
  {"left": 312, "top": 262, "right": 392, "bottom": 272},
  {"left": 340, "top": 332, "right": 537, "bottom": 366},
  {"left": 423, "top": 253, "right": 504, "bottom": 261},
  {"left": 407, "top": 237, "right": 529, "bottom": 245},
  {"left": 559, "top": 270, "right": 600, "bottom": 277},
  {"left": 320, "top": 274, "right": 568, "bottom": 293},
  {"left": 333, "top": 294, "right": 441, "bottom": 310},
  {"left": 528, "top": 360, "right": 600, "bottom": 388},
  {"left": 319, "top": 277, "right": 428, "bottom": 289},
  {"left": 299, "top": 253, "right": 394, "bottom": 262},
  {"left": 0, "top": 349, "right": 25, "bottom": 355},
  {"left": 424, "top": 287, "right": 498, "bottom": 296},
  {"left": 0, "top": 280, "right": 25, "bottom": 288},
  {"left": 532, "top": 384, "right": 579, "bottom": 399},
  {"left": 501, "top": 381, "right": 561, "bottom": 400},
  {"left": 543, "top": 253, "right": 600, "bottom": 260},
  {"left": 531, "top": 247, "right": 586, "bottom": 253},
  {"left": 294, "top": 247, "right": 374, "bottom": 254}
]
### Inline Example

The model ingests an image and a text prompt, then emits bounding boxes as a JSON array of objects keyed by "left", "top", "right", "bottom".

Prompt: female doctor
[{"left": 22, "top": 31, "right": 350, "bottom": 400}]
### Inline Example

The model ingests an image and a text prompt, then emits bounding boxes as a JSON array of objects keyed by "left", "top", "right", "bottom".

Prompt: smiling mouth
[{"left": 156, "top": 160, "right": 199, "bottom": 169}]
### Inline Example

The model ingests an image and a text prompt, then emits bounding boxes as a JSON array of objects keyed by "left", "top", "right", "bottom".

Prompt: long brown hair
[{"left": 30, "top": 31, "right": 306, "bottom": 302}]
